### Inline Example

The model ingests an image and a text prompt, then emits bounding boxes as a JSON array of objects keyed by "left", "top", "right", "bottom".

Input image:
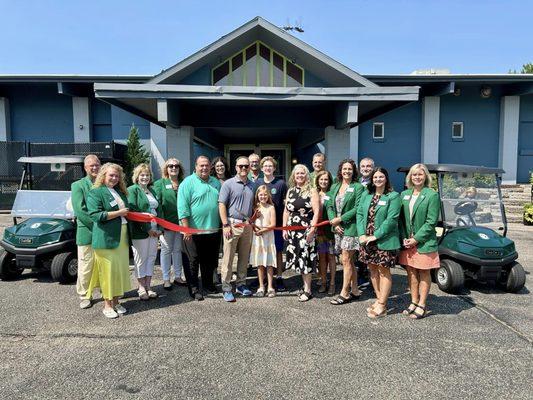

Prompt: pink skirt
[{"left": 399, "top": 247, "right": 440, "bottom": 270}]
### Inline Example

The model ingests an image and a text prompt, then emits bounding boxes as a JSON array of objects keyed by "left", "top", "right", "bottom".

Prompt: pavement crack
[{"left": 458, "top": 295, "right": 533, "bottom": 346}]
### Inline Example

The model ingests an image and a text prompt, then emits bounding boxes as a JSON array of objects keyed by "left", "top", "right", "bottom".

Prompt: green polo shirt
[{"left": 178, "top": 173, "right": 221, "bottom": 230}]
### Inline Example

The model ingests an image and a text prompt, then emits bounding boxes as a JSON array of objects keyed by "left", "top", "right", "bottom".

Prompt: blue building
[{"left": 1, "top": 17, "right": 532, "bottom": 189}]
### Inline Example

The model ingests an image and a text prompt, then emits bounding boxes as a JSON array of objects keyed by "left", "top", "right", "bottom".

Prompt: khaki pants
[
  {"left": 220, "top": 225, "right": 253, "bottom": 292},
  {"left": 76, "top": 244, "right": 94, "bottom": 299}
]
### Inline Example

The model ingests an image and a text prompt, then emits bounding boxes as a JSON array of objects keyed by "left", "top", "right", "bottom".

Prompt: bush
[{"left": 524, "top": 203, "right": 533, "bottom": 225}]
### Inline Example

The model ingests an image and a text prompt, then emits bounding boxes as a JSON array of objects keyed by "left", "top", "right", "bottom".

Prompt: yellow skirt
[{"left": 86, "top": 225, "right": 131, "bottom": 300}]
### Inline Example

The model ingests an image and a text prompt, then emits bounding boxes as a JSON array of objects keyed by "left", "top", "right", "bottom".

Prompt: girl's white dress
[{"left": 249, "top": 205, "right": 277, "bottom": 268}]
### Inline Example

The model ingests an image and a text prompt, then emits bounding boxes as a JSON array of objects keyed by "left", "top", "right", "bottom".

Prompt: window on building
[
  {"left": 373, "top": 122, "right": 385, "bottom": 141},
  {"left": 212, "top": 40, "right": 304, "bottom": 87},
  {"left": 452, "top": 122, "right": 464, "bottom": 140}
]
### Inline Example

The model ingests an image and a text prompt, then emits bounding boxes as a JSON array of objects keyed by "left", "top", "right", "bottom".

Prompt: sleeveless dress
[
  {"left": 249, "top": 205, "right": 277, "bottom": 268},
  {"left": 358, "top": 194, "right": 397, "bottom": 268},
  {"left": 285, "top": 187, "right": 317, "bottom": 274}
]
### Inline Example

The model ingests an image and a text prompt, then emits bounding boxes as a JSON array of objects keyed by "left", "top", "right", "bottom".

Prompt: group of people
[{"left": 72, "top": 152, "right": 440, "bottom": 320}]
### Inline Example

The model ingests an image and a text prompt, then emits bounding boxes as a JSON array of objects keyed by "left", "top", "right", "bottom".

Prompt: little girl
[{"left": 249, "top": 185, "right": 277, "bottom": 298}]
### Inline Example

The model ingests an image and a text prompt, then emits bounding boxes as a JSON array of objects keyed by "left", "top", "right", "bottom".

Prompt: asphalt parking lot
[{"left": 0, "top": 217, "right": 532, "bottom": 400}]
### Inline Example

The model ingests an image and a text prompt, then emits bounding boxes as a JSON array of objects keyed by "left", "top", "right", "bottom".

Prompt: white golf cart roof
[{"left": 17, "top": 155, "right": 86, "bottom": 164}]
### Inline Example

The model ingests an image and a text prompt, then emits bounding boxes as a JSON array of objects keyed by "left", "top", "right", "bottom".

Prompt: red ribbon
[{"left": 126, "top": 211, "right": 330, "bottom": 235}]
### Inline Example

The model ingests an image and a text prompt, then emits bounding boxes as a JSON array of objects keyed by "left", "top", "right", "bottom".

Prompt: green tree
[
  {"left": 124, "top": 123, "right": 150, "bottom": 185},
  {"left": 508, "top": 62, "right": 533, "bottom": 74}
]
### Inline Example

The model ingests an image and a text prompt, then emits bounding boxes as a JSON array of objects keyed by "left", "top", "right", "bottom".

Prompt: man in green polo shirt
[
  {"left": 71, "top": 154, "right": 100, "bottom": 309},
  {"left": 178, "top": 156, "right": 221, "bottom": 300}
]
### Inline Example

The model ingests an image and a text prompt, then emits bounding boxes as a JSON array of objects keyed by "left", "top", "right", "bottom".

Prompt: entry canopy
[{"left": 94, "top": 17, "right": 420, "bottom": 130}]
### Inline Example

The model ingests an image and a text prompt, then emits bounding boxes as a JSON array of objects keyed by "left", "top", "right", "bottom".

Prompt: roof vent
[{"left": 410, "top": 68, "right": 451, "bottom": 75}]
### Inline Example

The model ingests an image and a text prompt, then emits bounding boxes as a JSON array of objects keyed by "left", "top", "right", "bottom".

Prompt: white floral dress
[{"left": 285, "top": 187, "right": 317, "bottom": 274}]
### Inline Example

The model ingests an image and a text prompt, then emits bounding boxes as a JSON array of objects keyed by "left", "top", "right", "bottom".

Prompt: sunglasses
[
  {"left": 237, "top": 164, "right": 250, "bottom": 169},
  {"left": 167, "top": 164, "right": 180, "bottom": 169}
]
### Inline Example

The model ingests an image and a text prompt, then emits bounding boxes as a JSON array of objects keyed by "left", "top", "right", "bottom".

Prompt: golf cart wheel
[
  {"left": 0, "top": 248, "right": 24, "bottom": 280},
  {"left": 498, "top": 262, "right": 526, "bottom": 293},
  {"left": 436, "top": 259, "right": 465, "bottom": 293},
  {"left": 50, "top": 252, "right": 77, "bottom": 283}
]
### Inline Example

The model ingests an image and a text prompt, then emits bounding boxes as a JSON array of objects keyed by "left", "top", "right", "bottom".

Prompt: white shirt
[{"left": 107, "top": 187, "right": 128, "bottom": 225}]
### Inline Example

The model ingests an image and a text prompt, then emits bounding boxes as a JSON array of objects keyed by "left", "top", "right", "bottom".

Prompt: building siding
[
  {"left": 110, "top": 105, "right": 150, "bottom": 140},
  {"left": 91, "top": 98, "right": 112, "bottom": 142},
  {"left": 439, "top": 86, "right": 501, "bottom": 168},
  {"left": 3, "top": 83, "right": 73, "bottom": 142},
  {"left": 518, "top": 94, "right": 533, "bottom": 183}
]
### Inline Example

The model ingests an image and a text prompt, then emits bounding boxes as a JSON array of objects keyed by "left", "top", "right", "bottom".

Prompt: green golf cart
[
  {"left": 0, "top": 155, "right": 84, "bottom": 283},
  {"left": 398, "top": 164, "right": 526, "bottom": 293}
]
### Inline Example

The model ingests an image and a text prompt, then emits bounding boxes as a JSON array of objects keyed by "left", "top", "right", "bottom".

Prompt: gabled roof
[{"left": 149, "top": 16, "right": 377, "bottom": 88}]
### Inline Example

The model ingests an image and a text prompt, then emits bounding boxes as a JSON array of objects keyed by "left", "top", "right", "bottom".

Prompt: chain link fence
[{"left": 0, "top": 141, "right": 126, "bottom": 210}]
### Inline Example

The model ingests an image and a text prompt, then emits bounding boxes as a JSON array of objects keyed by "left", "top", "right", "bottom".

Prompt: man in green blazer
[{"left": 71, "top": 154, "right": 100, "bottom": 309}]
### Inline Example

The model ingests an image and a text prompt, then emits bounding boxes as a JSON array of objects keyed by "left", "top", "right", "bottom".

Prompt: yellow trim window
[{"left": 212, "top": 41, "right": 304, "bottom": 87}]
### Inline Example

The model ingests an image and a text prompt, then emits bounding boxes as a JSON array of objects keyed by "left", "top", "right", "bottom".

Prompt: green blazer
[
  {"left": 326, "top": 182, "right": 365, "bottom": 237},
  {"left": 87, "top": 186, "right": 130, "bottom": 250},
  {"left": 356, "top": 191, "right": 401, "bottom": 251},
  {"left": 127, "top": 184, "right": 161, "bottom": 240},
  {"left": 71, "top": 176, "right": 94, "bottom": 246},
  {"left": 153, "top": 178, "right": 179, "bottom": 224},
  {"left": 399, "top": 187, "right": 440, "bottom": 253}
]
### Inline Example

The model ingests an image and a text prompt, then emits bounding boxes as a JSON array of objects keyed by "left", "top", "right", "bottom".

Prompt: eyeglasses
[
  {"left": 168, "top": 164, "right": 180, "bottom": 169},
  {"left": 237, "top": 165, "right": 250, "bottom": 169}
]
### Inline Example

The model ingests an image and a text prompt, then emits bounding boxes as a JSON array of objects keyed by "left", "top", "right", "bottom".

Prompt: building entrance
[{"left": 225, "top": 144, "right": 291, "bottom": 180}]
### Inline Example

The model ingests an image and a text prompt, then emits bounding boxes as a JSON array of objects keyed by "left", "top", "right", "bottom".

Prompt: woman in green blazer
[
  {"left": 153, "top": 158, "right": 185, "bottom": 289},
  {"left": 398, "top": 163, "right": 441, "bottom": 319},
  {"left": 128, "top": 164, "right": 162, "bottom": 301},
  {"left": 326, "top": 159, "right": 365, "bottom": 305},
  {"left": 357, "top": 167, "right": 401, "bottom": 318},
  {"left": 314, "top": 170, "right": 336, "bottom": 295},
  {"left": 86, "top": 163, "right": 131, "bottom": 319}
]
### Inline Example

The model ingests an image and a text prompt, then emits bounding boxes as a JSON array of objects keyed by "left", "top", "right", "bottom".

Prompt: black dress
[{"left": 285, "top": 187, "right": 317, "bottom": 274}]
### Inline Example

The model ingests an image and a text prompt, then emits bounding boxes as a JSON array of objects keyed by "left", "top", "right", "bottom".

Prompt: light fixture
[
  {"left": 480, "top": 86, "right": 492, "bottom": 98},
  {"left": 79, "top": 124, "right": 84, "bottom": 130},
  {"left": 291, "top": 157, "right": 298, "bottom": 165}
]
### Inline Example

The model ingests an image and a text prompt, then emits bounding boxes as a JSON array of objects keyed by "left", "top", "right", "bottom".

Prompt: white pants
[
  {"left": 132, "top": 237, "right": 158, "bottom": 279},
  {"left": 76, "top": 244, "right": 94, "bottom": 299},
  {"left": 160, "top": 229, "right": 183, "bottom": 281}
]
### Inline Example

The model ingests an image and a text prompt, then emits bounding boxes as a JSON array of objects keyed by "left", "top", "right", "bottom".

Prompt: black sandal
[
  {"left": 330, "top": 294, "right": 352, "bottom": 305},
  {"left": 411, "top": 304, "right": 427, "bottom": 319},
  {"left": 298, "top": 291, "right": 313, "bottom": 302},
  {"left": 402, "top": 302, "right": 419, "bottom": 315}
]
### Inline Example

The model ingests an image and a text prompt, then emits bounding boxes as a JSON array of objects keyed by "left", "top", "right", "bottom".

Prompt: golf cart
[
  {"left": 398, "top": 164, "right": 526, "bottom": 293},
  {"left": 0, "top": 155, "right": 84, "bottom": 283}
]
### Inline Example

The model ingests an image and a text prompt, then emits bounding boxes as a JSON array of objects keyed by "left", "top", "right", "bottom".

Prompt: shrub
[{"left": 524, "top": 203, "right": 533, "bottom": 225}]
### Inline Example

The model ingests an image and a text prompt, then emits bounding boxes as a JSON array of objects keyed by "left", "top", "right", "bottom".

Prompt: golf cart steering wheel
[{"left": 454, "top": 201, "right": 478, "bottom": 216}]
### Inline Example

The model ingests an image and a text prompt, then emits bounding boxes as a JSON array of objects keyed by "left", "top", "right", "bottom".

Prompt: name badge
[
  {"left": 378, "top": 200, "right": 387, "bottom": 206},
  {"left": 346, "top": 187, "right": 354, "bottom": 193},
  {"left": 323, "top": 195, "right": 330, "bottom": 201},
  {"left": 165, "top": 184, "right": 173, "bottom": 189},
  {"left": 403, "top": 195, "right": 410, "bottom": 200},
  {"left": 110, "top": 200, "right": 117, "bottom": 207}
]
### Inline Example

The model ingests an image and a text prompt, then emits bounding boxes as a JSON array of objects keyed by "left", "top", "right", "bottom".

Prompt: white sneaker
[
  {"left": 147, "top": 289, "right": 158, "bottom": 299},
  {"left": 79, "top": 299, "right": 92, "bottom": 309},
  {"left": 114, "top": 304, "right": 127, "bottom": 315},
  {"left": 102, "top": 308, "right": 119, "bottom": 319}
]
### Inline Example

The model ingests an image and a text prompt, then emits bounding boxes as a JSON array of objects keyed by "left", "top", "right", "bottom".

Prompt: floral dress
[
  {"left": 285, "top": 187, "right": 317, "bottom": 274},
  {"left": 359, "top": 194, "right": 397, "bottom": 268}
]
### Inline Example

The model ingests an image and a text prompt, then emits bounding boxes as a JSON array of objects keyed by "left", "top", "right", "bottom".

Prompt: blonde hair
[
  {"left": 93, "top": 163, "right": 128, "bottom": 195},
  {"left": 406, "top": 163, "right": 432, "bottom": 189},
  {"left": 260, "top": 156, "right": 277, "bottom": 169},
  {"left": 161, "top": 158, "right": 184, "bottom": 181},
  {"left": 288, "top": 164, "right": 312, "bottom": 197},
  {"left": 254, "top": 184, "right": 274, "bottom": 209},
  {"left": 132, "top": 163, "right": 153, "bottom": 185}
]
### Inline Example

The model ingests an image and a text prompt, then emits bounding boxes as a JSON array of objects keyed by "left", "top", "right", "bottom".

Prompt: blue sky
[{"left": 0, "top": 0, "right": 531, "bottom": 75}]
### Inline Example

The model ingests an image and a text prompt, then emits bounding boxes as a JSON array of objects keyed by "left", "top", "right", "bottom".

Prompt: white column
[
  {"left": 324, "top": 126, "right": 350, "bottom": 172},
  {"left": 421, "top": 96, "right": 440, "bottom": 164},
  {"left": 349, "top": 126, "right": 359, "bottom": 162},
  {"left": 72, "top": 97, "right": 91, "bottom": 142},
  {"left": 150, "top": 123, "right": 167, "bottom": 180},
  {"left": 498, "top": 96, "right": 520, "bottom": 184},
  {"left": 0, "top": 97, "right": 11, "bottom": 141},
  {"left": 167, "top": 126, "right": 194, "bottom": 176}
]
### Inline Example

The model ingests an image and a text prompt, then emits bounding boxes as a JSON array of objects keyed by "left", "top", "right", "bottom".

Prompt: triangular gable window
[{"left": 212, "top": 41, "right": 304, "bottom": 87}]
